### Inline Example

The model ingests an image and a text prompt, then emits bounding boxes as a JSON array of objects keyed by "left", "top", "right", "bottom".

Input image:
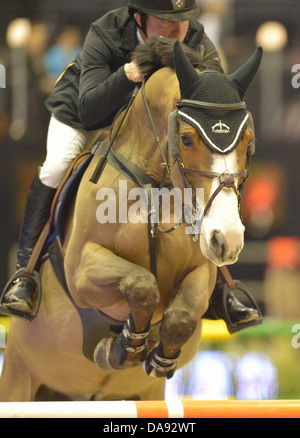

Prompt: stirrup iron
[
  {"left": 222, "top": 279, "right": 263, "bottom": 334},
  {"left": 218, "top": 266, "right": 263, "bottom": 334},
  {"left": 0, "top": 268, "right": 42, "bottom": 321}
]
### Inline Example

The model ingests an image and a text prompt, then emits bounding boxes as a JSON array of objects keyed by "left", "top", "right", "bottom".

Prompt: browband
[{"left": 176, "top": 99, "right": 247, "bottom": 111}]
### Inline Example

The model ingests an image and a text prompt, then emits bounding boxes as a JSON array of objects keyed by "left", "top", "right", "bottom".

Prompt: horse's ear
[
  {"left": 229, "top": 47, "right": 263, "bottom": 98},
  {"left": 173, "top": 40, "right": 200, "bottom": 97}
]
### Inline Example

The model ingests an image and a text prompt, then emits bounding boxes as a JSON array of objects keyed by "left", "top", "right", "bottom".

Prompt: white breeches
[{"left": 39, "top": 115, "right": 102, "bottom": 188}]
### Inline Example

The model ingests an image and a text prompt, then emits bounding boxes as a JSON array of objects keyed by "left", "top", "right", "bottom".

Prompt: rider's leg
[
  {"left": 39, "top": 115, "right": 101, "bottom": 189},
  {"left": 1, "top": 172, "right": 56, "bottom": 312},
  {"left": 1, "top": 116, "right": 100, "bottom": 314}
]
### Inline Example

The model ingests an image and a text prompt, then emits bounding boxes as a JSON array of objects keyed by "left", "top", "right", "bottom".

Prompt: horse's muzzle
[{"left": 200, "top": 226, "right": 244, "bottom": 266}]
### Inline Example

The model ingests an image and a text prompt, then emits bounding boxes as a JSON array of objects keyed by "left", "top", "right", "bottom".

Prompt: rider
[{"left": 1, "top": 0, "right": 261, "bottom": 331}]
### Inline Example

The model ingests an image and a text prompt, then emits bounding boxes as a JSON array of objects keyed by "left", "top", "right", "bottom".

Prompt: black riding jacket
[{"left": 45, "top": 7, "right": 222, "bottom": 131}]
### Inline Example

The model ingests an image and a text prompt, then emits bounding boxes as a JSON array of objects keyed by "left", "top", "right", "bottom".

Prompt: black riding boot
[
  {"left": 1, "top": 171, "right": 56, "bottom": 316},
  {"left": 203, "top": 269, "right": 262, "bottom": 334}
]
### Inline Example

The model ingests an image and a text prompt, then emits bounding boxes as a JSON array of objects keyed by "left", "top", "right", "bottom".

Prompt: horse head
[{"left": 170, "top": 41, "right": 262, "bottom": 266}]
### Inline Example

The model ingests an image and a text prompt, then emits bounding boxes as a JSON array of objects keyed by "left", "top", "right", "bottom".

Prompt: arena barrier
[{"left": 0, "top": 400, "right": 300, "bottom": 418}]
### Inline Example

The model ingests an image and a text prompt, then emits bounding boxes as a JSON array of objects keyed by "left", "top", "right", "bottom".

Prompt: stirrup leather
[{"left": 0, "top": 268, "right": 42, "bottom": 321}]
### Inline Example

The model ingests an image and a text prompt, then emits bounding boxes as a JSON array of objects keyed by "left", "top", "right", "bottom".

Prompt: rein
[
  {"left": 140, "top": 80, "right": 184, "bottom": 236},
  {"left": 90, "top": 86, "right": 139, "bottom": 184}
]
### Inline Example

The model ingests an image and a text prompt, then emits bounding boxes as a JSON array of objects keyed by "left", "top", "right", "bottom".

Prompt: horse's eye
[{"left": 181, "top": 135, "right": 194, "bottom": 147}]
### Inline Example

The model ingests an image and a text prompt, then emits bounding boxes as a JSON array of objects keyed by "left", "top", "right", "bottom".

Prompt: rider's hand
[{"left": 124, "top": 61, "right": 145, "bottom": 83}]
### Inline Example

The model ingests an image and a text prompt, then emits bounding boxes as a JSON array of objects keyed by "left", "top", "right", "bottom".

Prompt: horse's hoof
[
  {"left": 93, "top": 338, "right": 116, "bottom": 370},
  {"left": 143, "top": 346, "right": 179, "bottom": 379},
  {"left": 93, "top": 338, "right": 139, "bottom": 371}
]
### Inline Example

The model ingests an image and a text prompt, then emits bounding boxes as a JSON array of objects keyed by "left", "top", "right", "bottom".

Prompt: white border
[{"left": 178, "top": 111, "right": 249, "bottom": 153}]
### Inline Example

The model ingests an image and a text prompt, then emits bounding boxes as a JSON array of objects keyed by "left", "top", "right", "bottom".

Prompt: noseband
[{"left": 178, "top": 164, "right": 247, "bottom": 217}]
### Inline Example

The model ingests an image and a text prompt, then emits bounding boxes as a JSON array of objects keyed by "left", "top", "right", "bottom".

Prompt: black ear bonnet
[{"left": 172, "top": 41, "right": 262, "bottom": 155}]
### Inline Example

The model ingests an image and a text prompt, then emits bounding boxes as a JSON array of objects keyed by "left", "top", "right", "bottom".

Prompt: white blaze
[{"left": 200, "top": 150, "right": 245, "bottom": 266}]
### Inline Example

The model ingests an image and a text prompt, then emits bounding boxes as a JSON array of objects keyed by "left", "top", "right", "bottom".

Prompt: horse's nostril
[
  {"left": 211, "top": 230, "right": 227, "bottom": 259},
  {"left": 211, "top": 229, "right": 221, "bottom": 244}
]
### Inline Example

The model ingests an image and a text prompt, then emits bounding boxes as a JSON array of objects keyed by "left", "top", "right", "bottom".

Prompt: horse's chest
[{"left": 115, "top": 223, "right": 201, "bottom": 281}]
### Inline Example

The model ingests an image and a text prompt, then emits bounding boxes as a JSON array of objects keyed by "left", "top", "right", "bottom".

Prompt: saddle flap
[{"left": 51, "top": 152, "right": 93, "bottom": 243}]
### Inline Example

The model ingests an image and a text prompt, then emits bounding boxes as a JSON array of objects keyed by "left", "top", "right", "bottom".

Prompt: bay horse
[{"left": 0, "top": 39, "right": 262, "bottom": 401}]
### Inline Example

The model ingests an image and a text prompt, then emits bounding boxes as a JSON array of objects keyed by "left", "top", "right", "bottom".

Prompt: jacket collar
[{"left": 121, "top": 18, "right": 139, "bottom": 52}]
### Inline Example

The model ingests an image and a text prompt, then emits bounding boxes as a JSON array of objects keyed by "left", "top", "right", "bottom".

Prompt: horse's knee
[
  {"left": 160, "top": 308, "right": 197, "bottom": 345},
  {"left": 119, "top": 270, "right": 159, "bottom": 313}
]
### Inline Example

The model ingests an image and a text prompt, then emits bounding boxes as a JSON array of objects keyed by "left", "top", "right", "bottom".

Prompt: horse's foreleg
[
  {"left": 112, "top": 270, "right": 160, "bottom": 366},
  {"left": 145, "top": 263, "right": 216, "bottom": 378},
  {"left": 65, "top": 242, "right": 160, "bottom": 368}
]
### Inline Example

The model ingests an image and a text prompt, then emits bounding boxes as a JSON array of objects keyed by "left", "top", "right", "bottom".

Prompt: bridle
[
  {"left": 141, "top": 80, "right": 251, "bottom": 242},
  {"left": 90, "top": 80, "right": 251, "bottom": 276},
  {"left": 92, "top": 80, "right": 249, "bottom": 226},
  {"left": 165, "top": 93, "right": 249, "bottom": 218}
]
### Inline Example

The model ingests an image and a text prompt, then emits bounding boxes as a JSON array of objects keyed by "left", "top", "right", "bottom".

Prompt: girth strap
[{"left": 144, "top": 184, "right": 158, "bottom": 278}]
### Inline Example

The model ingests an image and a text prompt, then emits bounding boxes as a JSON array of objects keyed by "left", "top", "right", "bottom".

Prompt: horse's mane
[{"left": 132, "top": 36, "right": 222, "bottom": 77}]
